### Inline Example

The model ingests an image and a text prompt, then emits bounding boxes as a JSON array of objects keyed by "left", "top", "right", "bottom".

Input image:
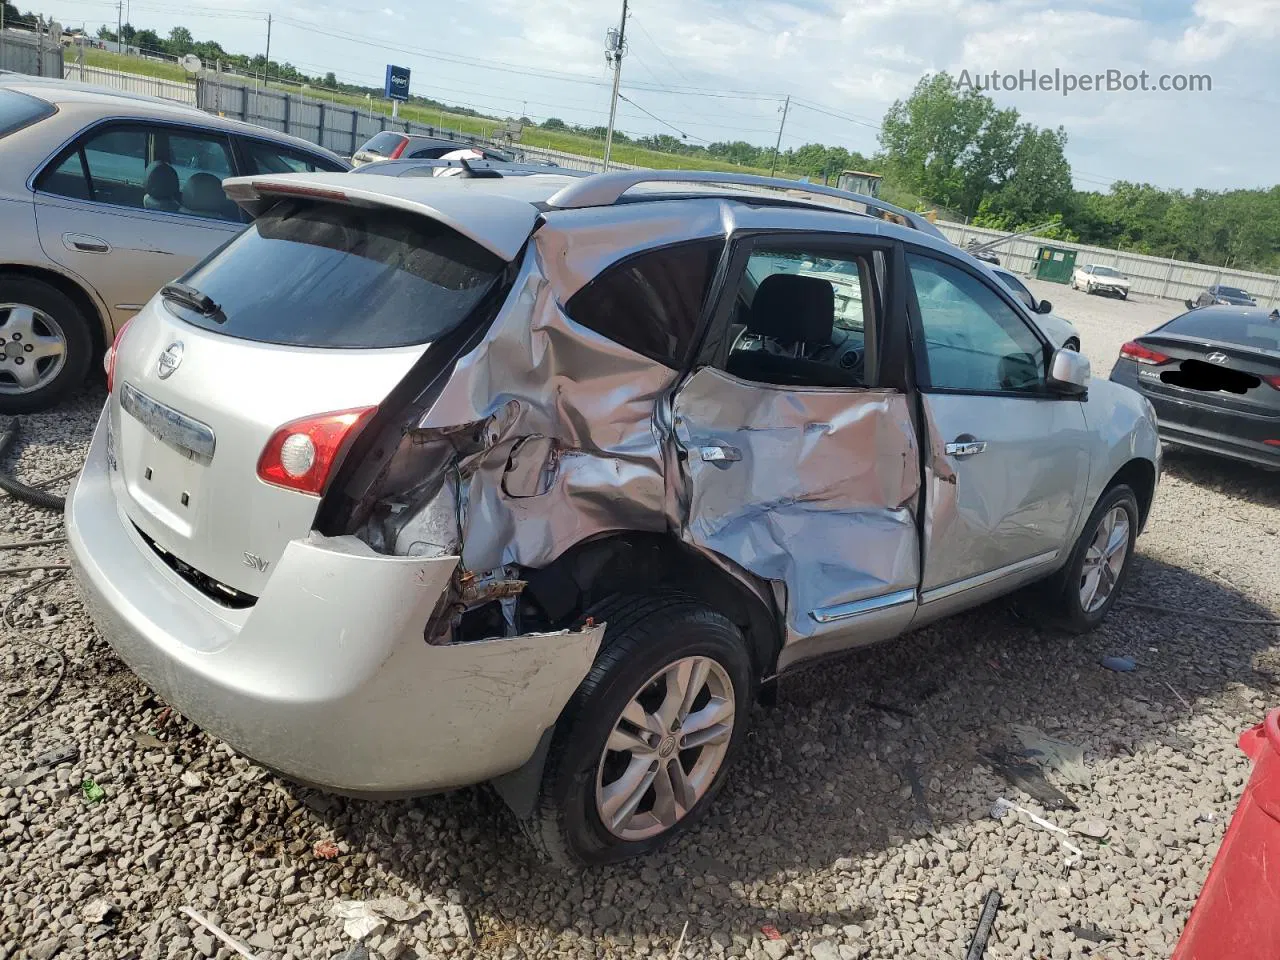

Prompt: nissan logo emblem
[{"left": 157, "top": 341, "right": 184, "bottom": 379}]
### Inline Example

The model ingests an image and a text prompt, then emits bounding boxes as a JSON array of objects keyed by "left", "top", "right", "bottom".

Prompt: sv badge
[{"left": 242, "top": 552, "right": 269, "bottom": 572}]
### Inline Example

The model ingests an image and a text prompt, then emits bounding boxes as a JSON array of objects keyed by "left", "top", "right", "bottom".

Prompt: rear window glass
[
  {"left": 360, "top": 132, "right": 405, "bottom": 155},
  {"left": 171, "top": 199, "right": 504, "bottom": 348},
  {"left": 1163, "top": 311, "right": 1280, "bottom": 353},
  {"left": 0, "top": 88, "right": 54, "bottom": 138}
]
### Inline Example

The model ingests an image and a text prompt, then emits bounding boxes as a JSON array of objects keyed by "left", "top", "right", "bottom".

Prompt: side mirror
[
  {"left": 1036, "top": 299, "right": 1053, "bottom": 314},
  {"left": 1048, "top": 348, "right": 1091, "bottom": 396}
]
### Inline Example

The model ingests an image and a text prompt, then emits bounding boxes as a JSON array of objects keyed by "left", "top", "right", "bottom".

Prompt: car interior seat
[
  {"left": 142, "top": 161, "right": 181, "bottom": 212},
  {"left": 726, "top": 274, "right": 855, "bottom": 388},
  {"left": 180, "top": 172, "right": 237, "bottom": 220}
]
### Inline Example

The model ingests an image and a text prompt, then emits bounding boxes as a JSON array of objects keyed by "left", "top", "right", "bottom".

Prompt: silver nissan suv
[{"left": 66, "top": 168, "right": 1160, "bottom": 866}]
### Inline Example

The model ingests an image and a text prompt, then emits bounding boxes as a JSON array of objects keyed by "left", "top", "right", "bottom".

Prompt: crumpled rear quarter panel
[{"left": 411, "top": 231, "right": 677, "bottom": 572}]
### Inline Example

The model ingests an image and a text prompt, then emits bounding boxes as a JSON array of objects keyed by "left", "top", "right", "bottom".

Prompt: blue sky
[{"left": 47, "top": 0, "right": 1280, "bottom": 192}]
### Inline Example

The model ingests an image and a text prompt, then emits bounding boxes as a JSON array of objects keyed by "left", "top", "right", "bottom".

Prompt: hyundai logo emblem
[
  {"left": 1206, "top": 351, "right": 1229, "bottom": 364},
  {"left": 157, "top": 341, "right": 184, "bottom": 379}
]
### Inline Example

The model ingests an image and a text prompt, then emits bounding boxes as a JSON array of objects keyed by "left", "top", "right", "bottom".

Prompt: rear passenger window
[
  {"left": 37, "top": 124, "right": 239, "bottom": 221},
  {"left": 565, "top": 239, "right": 722, "bottom": 368},
  {"left": 243, "top": 141, "right": 341, "bottom": 174}
]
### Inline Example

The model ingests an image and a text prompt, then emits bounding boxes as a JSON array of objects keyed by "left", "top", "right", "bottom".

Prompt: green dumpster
[{"left": 1034, "top": 245, "right": 1077, "bottom": 284}]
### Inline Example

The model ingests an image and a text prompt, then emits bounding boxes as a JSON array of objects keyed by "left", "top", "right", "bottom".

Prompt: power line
[
  {"left": 617, "top": 92, "right": 709, "bottom": 143},
  {"left": 790, "top": 97, "right": 882, "bottom": 131}
]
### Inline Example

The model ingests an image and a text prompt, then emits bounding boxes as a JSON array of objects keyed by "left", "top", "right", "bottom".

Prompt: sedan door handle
[
  {"left": 63, "top": 233, "right": 111, "bottom": 254},
  {"left": 699, "top": 443, "right": 742, "bottom": 463},
  {"left": 945, "top": 439, "right": 987, "bottom": 459}
]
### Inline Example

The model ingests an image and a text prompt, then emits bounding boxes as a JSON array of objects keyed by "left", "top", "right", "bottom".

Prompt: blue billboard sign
[{"left": 384, "top": 64, "right": 410, "bottom": 101}]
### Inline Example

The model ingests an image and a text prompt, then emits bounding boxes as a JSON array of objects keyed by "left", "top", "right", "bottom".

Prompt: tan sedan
[{"left": 0, "top": 75, "right": 347, "bottom": 412}]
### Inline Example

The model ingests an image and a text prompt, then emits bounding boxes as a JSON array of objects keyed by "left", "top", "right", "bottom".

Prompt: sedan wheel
[
  {"left": 0, "top": 278, "right": 94, "bottom": 414},
  {"left": 0, "top": 303, "right": 68, "bottom": 397},
  {"left": 1079, "top": 505, "right": 1130, "bottom": 614},
  {"left": 595, "top": 656, "right": 735, "bottom": 841}
]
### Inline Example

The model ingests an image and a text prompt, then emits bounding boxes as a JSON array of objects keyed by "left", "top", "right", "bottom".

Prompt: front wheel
[
  {"left": 1044, "top": 485, "right": 1140, "bottom": 632},
  {"left": 526, "top": 595, "right": 754, "bottom": 867}
]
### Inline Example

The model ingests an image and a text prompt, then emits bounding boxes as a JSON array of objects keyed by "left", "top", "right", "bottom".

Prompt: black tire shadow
[{"left": 282, "top": 556, "right": 1278, "bottom": 955}]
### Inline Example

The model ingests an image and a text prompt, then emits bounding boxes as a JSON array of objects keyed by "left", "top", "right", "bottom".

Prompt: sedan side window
[
  {"left": 909, "top": 253, "right": 1047, "bottom": 394},
  {"left": 38, "top": 125, "right": 238, "bottom": 221},
  {"left": 243, "top": 141, "right": 344, "bottom": 174}
]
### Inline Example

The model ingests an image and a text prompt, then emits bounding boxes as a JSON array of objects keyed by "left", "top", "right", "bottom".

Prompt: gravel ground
[{"left": 2, "top": 289, "right": 1278, "bottom": 960}]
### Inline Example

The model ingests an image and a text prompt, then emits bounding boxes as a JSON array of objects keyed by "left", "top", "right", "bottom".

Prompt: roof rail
[{"left": 544, "top": 170, "right": 946, "bottom": 240}]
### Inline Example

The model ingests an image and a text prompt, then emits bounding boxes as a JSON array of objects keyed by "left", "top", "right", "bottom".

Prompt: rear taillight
[
  {"left": 257, "top": 407, "right": 377, "bottom": 495},
  {"left": 1119, "top": 341, "right": 1171, "bottom": 365},
  {"left": 387, "top": 137, "right": 409, "bottom": 159},
  {"left": 1265, "top": 375, "right": 1280, "bottom": 390},
  {"left": 104, "top": 317, "right": 136, "bottom": 393},
  {"left": 1265, "top": 440, "right": 1280, "bottom": 447}
]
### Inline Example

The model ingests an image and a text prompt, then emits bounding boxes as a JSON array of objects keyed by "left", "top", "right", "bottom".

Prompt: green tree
[
  {"left": 322, "top": 71, "right": 337, "bottom": 88},
  {"left": 133, "top": 27, "right": 160, "bottom": 52},
  {"left": 880, "top": 72, "right": 1004, "bottom": 214},
  {"left": 167, "top": 25, "right": 193, "bottom": 55},
  {"left": 978, "top": 125, "right": 1073, "bottom": 229}
]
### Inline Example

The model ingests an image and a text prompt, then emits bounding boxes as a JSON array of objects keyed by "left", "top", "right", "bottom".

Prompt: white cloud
[{"left": 159, "top": 0, "right": 1280, "bottom": 190}]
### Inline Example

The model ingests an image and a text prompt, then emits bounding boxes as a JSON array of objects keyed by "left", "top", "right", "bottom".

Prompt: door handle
[
  {"left": 63, "top": 233, "right": 110, "bottom": 254},
  {"left": 945, "top": 439, "right": 987, "bottom": 459},
  {"left": 699, "top": 443, "right": 742, "bottom": 463}
]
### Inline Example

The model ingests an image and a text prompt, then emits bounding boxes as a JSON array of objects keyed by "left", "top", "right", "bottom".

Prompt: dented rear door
[{"left": 672, "top": 233, "right": 923, "bottom": 670}]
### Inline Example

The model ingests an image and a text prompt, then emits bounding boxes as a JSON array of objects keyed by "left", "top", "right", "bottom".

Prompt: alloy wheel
[
  {"left": 0, "top": 304, "right": 68, "bottom": 395},
  {"left": 594, "top": 656, "right": 735, "bottom": 841},
  {"left": 1080, "top": 505, "right": 1130, "bottom": 614}
]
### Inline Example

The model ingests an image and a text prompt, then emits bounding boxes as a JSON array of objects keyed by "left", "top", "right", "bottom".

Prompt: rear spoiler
[{"left": 221, "top": 174, "right": 542, "bottom": 262}]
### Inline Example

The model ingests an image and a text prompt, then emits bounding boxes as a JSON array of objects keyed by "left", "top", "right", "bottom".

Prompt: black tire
[
  {"left": 1064, "top": 338, "right": 1081, "bottom": 352},
  {"left": 1041, "top": 484, "right": 1140, "bottom": 633},
  {"left": 0, "top": 277, "right": 95, "bottom": 414},
  {"left": 525, "top": 593, "right": 754, "bottom": 868}
]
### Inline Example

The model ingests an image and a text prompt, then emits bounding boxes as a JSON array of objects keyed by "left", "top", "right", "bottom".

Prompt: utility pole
[
  {"left": 115, "top": 0, "right": 121, "bottom": 51},
  {"left": 769, "top": 94, "right": 791, "bottom": 178},
  {"left": 602, "top": 0, "right": 628, "bottom": 172},
  {"left": 263, "top": 13, "right": 271, "bottom": 86}
]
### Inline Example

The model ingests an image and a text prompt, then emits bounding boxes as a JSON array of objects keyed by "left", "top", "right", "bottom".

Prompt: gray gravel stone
[{"left": 1, "top": 300, "right": 1277, "bottom": 960}]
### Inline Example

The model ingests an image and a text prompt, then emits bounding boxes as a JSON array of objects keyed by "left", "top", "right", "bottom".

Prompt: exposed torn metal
[{"left": 353, "top": 207, "right": 922, "bottom": 665}]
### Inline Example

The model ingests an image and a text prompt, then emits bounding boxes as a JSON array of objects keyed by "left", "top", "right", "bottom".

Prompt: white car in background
[
  {"left": 1072, "top": 263, "right": 1131, "bottom": 299},
  {"left": 990, "top": 267, "right": 1081, "bottom": 351}
]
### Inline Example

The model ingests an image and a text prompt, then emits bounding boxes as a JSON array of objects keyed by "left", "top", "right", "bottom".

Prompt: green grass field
[{"left": 78, "top": 48, "right": 794, "bottom": 175}]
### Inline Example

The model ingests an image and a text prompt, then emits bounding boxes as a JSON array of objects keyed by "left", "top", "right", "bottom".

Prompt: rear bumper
[
  {"left": 1158, "top": 423, "right": 1280, "bottom": 468},
  {"left": 67, "top": 407, "right": 603, "bottom": 793},
  {"left": 1110, "top": 364, "right": 1280, "bottom": 469}
]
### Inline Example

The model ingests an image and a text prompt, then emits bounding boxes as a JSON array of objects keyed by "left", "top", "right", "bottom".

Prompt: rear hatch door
[{"left": 110, "top": 195, "right": 511, "bottom": 598}]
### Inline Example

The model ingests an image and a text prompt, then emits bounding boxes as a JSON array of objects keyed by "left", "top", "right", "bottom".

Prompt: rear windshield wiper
[{"left": 162, "top": 282, "right": 226, "bottom": 323}]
